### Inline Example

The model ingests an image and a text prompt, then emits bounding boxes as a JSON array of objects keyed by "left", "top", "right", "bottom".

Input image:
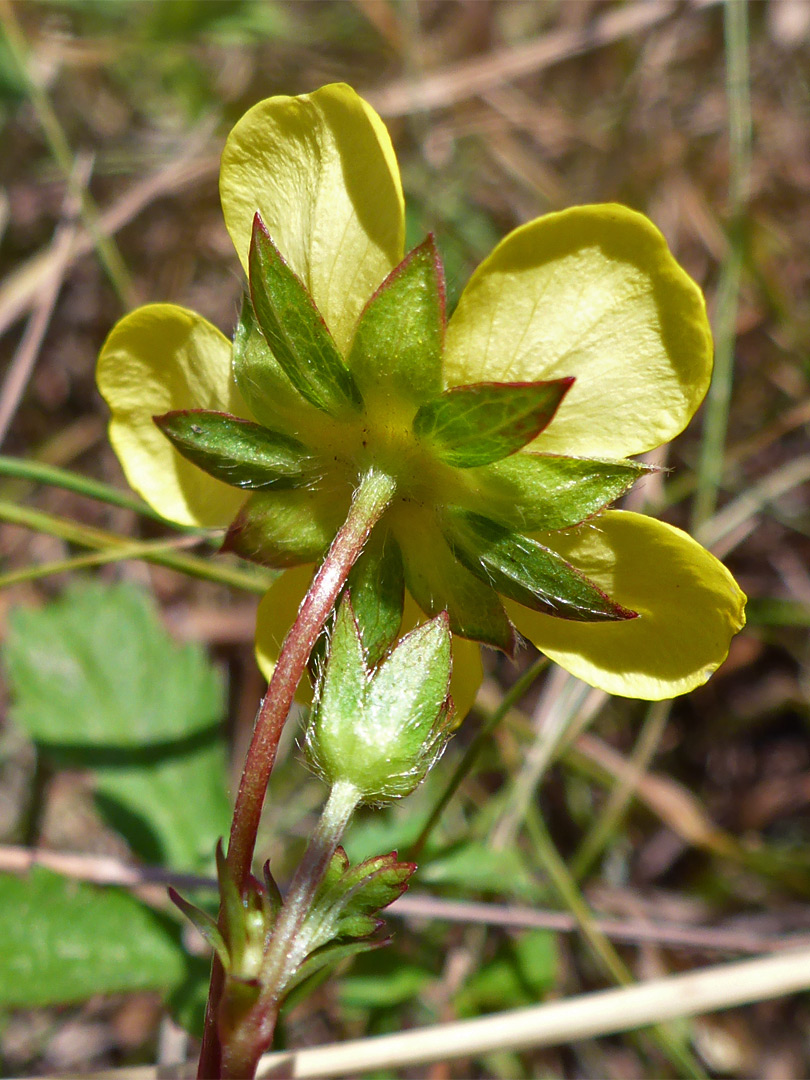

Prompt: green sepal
[
  {"left": 346, "top": 528, "right": 405, "bottom": 666},
  {"left": 153, "top": 409, "right": 318, "bottom": 491},
  {"left": 249, "top": 213, "right": 362, "bottom": 416},
  {"left": 168, "top": 887, "right": 228, "bottom": 967},
  {"left": 458, "top": 453, "right": 652, "bottom": 531},
  {"left": 222, "top": 484, "right": 350, "bottom": 568},
  {"left": 232, "top": 294, "right": 315, "bottom": 435},
  {"left": 348, "top": 235, "right": 444, "bottom": 409},
  {"left": 307, "top": 601, "right": 368, "bottom": 760},
  {"left": 393, "top": 506, "right": 516, "bottom": 653},
  {"left": 444, "top": 510, "right": 637, "bottom": 622},
  {"left": 413, "top": 378, "right": 574, "bottom": 468},
  {"left": 305, "top": 602, "right": 455, "bottom": 802}
]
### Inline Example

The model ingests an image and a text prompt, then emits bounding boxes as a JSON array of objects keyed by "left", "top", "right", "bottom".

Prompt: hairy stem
[
  {"left": 198, "top": 468, "right": 396, "bottom": 1078},
  {"left": 221, "top": 780, "right": 361, "bottom": 1079}
]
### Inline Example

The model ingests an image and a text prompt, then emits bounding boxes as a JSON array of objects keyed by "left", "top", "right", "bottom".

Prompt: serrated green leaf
[
  {"left": 249, "top": 213, "right": 362, "bottom": 416},
  {"left": 346, "top": 528, "right": 404, "bottom": 667},
  {"left": 223, "top": 483, "right": 350, "bottom": 568},
  {"left": 0, "top": 868, "right": 186, "bottom": 1006},
  {"left": 332, "top": 854, "right": 415, "bottom": 940},
  {"left": 348, "top": 235, "right": 444, "bottom": 409},
  {"left": 444, "top": 510, "right": 637, "bottom": 622},
  {"left": 413, "top": 379, "right": 573, "bottom": 468},
  {"left": 393, "top": 505, "right": 515, "bottom": 652},
  {"left": 153, "top": 409, "right": 317, "bottom": 490},
  {"left": 458, "top": 453, "right": 650, "bottom": 531},
  {"left": 307, "top": 850, "right": 414, "bottom": 951},
  {"left": 4, "top": 583, "right": 230, "bottom": 870}
]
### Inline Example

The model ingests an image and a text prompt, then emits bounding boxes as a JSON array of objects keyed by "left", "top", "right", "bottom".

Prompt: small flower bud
[{"left": 305, "top": 599, "right": 454, "bottom": 803}]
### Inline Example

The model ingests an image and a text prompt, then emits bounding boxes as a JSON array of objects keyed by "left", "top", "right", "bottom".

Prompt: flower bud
[{"left": 305, "top": 599, "right": 454, "bottom": 803}]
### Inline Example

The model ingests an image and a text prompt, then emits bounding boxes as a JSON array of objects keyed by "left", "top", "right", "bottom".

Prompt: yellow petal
[
  {"left": 401, "top": 593, "right": 483, "bottom": 723},
  {"left": 97, "top": 304, "right": 250, "bottom": 527},
  {"left": 220, "top": 83, "right": 405, "bottom": 354},
  {"left": 505, "top": 511, "right": 746, "bottom": 700},
  {"left": 444, "top": 205, "right": 712, "bottom": 458},
  {"left": 254, "top": 564, "right": 315, "bottom": 704}
]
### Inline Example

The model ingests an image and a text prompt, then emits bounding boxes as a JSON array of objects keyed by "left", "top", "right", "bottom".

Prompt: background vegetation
[{"left": 1, "top": 0, "right": 810, "bottom": 1076}]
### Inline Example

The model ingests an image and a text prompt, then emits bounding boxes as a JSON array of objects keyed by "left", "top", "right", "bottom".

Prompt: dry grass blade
[
  {"left": 0, "top": 153, "right": 90, "bottom": 444},
  {"left": 367, "top": 1, "right": 717, "bottom": 117},
  {"left": 3, "top": 844, "right": 800, "bottom": 957},
  {"left": 252, "top": 948, "right": 810, "bottom": 1077},
  {"left": 0, "top": 145, "right": 217, "bottom": 339}
]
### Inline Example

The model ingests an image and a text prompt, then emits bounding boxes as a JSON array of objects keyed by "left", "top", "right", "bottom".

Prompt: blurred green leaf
[
  {"left": 339, "top": 949, "right": 434, "bottom": 1012},
  {"left": 0, "top": 868, "right": 186, "bottom": 1007},
  {"left": 454, "top": 930, "right": 557, "bottom": 1017},
  {"left": 4, "top": 582, "right": 230, "bottom": 870},
  {"left": 419, "top": 840, "right": 541, "bottom": 902}
]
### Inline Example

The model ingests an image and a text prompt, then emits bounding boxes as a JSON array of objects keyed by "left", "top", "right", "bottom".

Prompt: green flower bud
[{"left": 305, "top": 598, "right": 454, "bottom": 803}]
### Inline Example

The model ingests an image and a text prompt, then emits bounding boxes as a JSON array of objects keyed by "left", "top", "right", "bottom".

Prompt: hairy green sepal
[
  {"left": 413, "top": 379, "right": 574, "bottom": 468},
  {"left": 249, "top": 213, "right": 362, "bottom": 416},
  {"left": 348, "top": 235, "right": 444, "bottom": 407},
  {"left": 444, "top": 510, "right": 637, "bottom": 622},
  {"left": 346, "top": 528, "right": 405, "bottom": 666},
  {"left": 223, "top": 485, "right": 349, "bottom": 568},
  {"left": 459, "top": 452, "right": 651, "bottom": 531},
  {"left": 305, "top": 600, "right": 454, "bottom": 802},
  {"left": 154, "top": 409, "right": 317, "bottom": 490},
  {"left": 231, "top": 295, "right": 315, "bottom": 434}
]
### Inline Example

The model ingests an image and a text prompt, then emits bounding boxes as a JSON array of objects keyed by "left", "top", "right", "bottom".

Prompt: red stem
[{"left": 198, "top": 468, "right": 395, "bottom": 1078}]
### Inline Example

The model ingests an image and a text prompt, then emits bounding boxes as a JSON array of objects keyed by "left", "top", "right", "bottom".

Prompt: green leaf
[
  {"left": 0, "top": 868, "right": 186, "bottom": 1006},
  {"left": 394, "top": 505, "right": 516, "bottom": 652},
  {"left": 413, "top": 379, "right": 574, "bottom": 468},
  {"left": 223, "top": 483, "right": 350, "bottom": 568},
  {"left": 249, "top": 213, "right": 362, "bottom": 416},
  {"left": 339, "top": 949, "right": 434, "bottom": 1012},
  {"left": 458, "top": 453, "right": 650, "bottom": 531},
  {"left": 347, "top": 235, "right": 444, "bottom": 409},
  {"left": 454, "top": 930, "right": 556, "bottom": 1018},
  {"left": 444, "top": 510, "right": 637, "bottom": 622},
  {"left": 333, "top": 853, "right": 415, "bottom": 939},
  {"left": 307, "top": 847, "right": 415, "bottom": 950},
  {"left": 4, "top": 583, "right": 230, "bottom": 870},
  {"left": 346, "top": 528, "right": 404, "bottom": 667},
  {"left": 419, "top": 841, "right": 541, "bottom": 902},
  {"left": 153, "top": 409, "right": 317, "bottom": 490}
]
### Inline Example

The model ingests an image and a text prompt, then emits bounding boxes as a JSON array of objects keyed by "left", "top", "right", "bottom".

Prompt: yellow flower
[{"left": 97, "top": 83, "right": 745, "bottom": 711}]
